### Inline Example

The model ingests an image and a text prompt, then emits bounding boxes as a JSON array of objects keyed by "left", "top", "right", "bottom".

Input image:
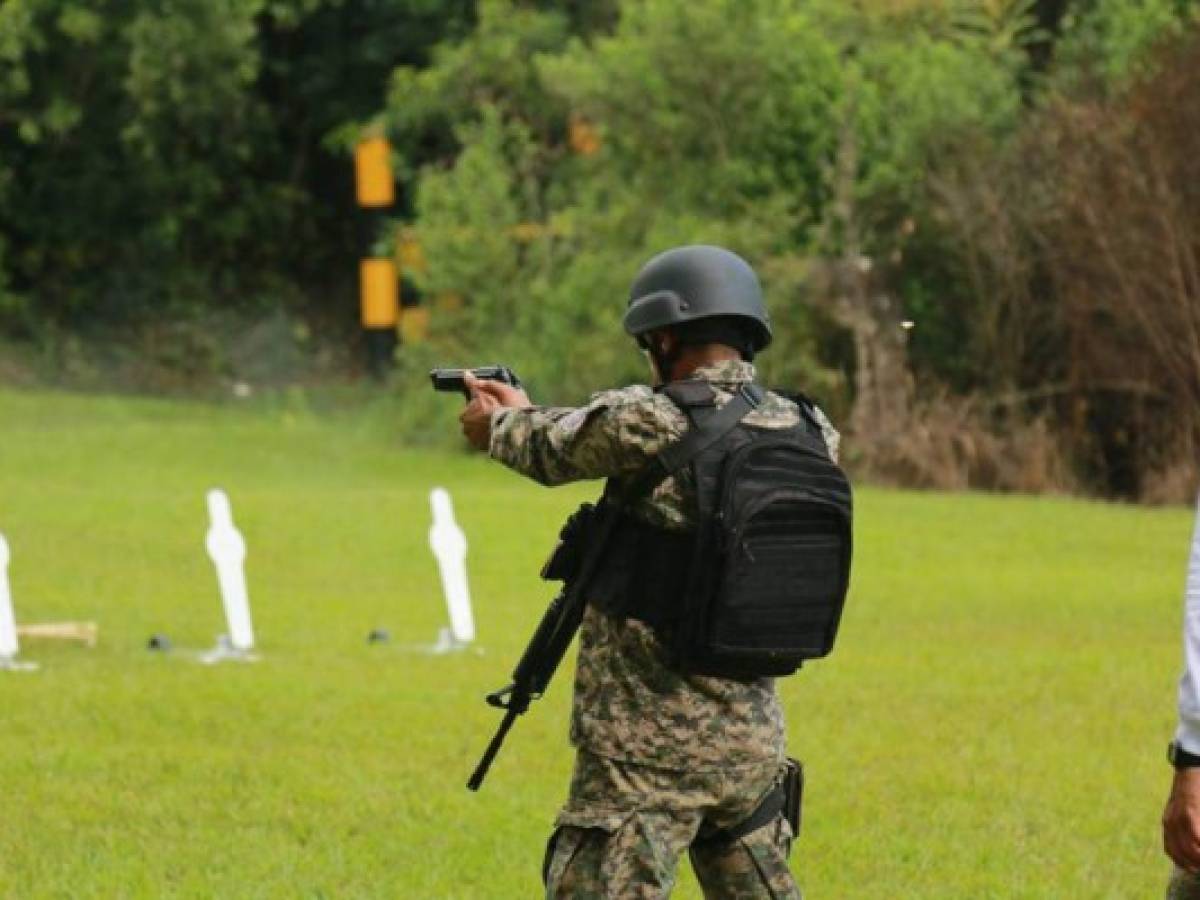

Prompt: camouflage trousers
[
  {"left": 1169, "top": 868, "right": 1200, "bottom": 899},
  {"left": 543, "top": 749, "right": 801, "bottom": 899}
]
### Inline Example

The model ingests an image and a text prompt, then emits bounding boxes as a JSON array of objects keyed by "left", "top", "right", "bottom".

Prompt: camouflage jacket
[{"left": 489, "top": 360, "right": 840, "bottom": 771}]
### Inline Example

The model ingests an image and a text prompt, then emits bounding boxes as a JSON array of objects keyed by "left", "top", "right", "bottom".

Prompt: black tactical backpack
[
  {"left": 592, "top": 381, "right": 853, "bottom": 679},
  {"left": 671, "top": 383, "right": 852, "bottom": 677}
]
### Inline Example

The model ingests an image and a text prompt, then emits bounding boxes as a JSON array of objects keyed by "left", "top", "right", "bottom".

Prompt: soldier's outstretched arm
[{"left": 488, "top": 387, "right": 685, "bottom": 487}]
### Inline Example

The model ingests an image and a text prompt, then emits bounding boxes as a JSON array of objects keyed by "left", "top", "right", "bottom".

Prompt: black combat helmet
[{"left": 624, "top": 245, "right": 772, "bottom": 352}]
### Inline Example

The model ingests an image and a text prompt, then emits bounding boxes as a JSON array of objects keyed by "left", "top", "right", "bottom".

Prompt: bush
[
  {"left": 931, "top": 22, "right": 1200, "bottom": 500},
  {"left": 0, "top": 0, "right": 473, "bottom": 334}
]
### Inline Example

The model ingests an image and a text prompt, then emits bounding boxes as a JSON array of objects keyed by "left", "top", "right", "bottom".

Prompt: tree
[{"left": 0, "top": 0, "right": 474, "bottom": 336}]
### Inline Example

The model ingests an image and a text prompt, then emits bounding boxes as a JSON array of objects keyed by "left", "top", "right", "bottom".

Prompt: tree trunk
[
  {"left": 804, "top": 257, "right": 912, "bottom": 444},
  {"left": 803, "top": 85, "right": 913, "bottom": 448}
]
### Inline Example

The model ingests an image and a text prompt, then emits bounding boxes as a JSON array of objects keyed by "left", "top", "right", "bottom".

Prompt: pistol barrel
[{"left": 429, "top": 366, "right": 522, "bottom": 397}]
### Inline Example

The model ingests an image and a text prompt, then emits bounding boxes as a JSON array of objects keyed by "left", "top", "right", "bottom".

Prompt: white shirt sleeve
[{"left": 1174, "top": 492, "right": 1200, "bottom": 752}]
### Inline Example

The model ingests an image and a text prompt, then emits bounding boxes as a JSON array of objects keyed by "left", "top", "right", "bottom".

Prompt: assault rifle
[
  {"left": 429, "top": 360, "right": 585, "bottom": 790},
  {"left": 467, "top": 500, "right": 614, "bottom": 791},
  {"left": 430, "top": 365, "right": 523, "bottom": 399}
]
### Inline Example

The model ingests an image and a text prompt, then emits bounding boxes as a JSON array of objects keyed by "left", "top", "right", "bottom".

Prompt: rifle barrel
[{"left": 467, "top": 705, "right": 521, "bottom": 791}]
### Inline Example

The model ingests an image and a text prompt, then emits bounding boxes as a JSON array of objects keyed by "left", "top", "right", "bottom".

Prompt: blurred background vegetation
[{"left": 0, "top": 0, "right": 1197, "bottom": 501}]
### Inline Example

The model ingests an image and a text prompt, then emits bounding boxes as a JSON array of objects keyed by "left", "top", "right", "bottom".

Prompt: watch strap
[{"left": 1168, "top": 740, "right": 1200, "bottom": 769}]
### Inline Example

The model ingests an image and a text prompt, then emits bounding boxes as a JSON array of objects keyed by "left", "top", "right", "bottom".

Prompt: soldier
[{"left": 459, "top": 245, "right": 840, "bottom": 898}]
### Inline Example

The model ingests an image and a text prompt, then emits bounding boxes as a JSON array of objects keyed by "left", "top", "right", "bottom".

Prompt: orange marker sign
[
  {"left": 355, "top": 137, "right": 395, "bottom": 208},
  {"left": 360, "top": 259, "right": 400, "bottom": 328}
]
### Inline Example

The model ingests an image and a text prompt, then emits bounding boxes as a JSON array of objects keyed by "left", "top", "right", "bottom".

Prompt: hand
[
  {"left": 1164, "top": 768, "right": 1200, "bottom": 871},
  {"left": 458, "top": 372, "right": 532, "bottom": 452}
]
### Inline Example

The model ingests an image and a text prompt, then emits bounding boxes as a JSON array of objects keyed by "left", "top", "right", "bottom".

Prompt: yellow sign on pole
[
  {"left": 360, "top": 259, "right": 399, "bottom": 328},
  {"left": 355, "top": 137, "right": 395, "bottom": 208}
]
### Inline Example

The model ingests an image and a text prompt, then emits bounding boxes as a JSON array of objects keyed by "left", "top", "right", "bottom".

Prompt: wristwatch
[{"left": 1168, "top": 740, "right": 1200, "bottom": 769}]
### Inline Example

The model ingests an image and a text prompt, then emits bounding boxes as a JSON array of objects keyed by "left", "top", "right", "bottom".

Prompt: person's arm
[
  {"left": 459, "top": 375, "right": 682, "bottom": 486},
  {"left": 1178, "top": 497, "right": 1200, "bottom": 753},
  {"left": 1164, "top": 493, "right": 1200, "bottom": 871}
]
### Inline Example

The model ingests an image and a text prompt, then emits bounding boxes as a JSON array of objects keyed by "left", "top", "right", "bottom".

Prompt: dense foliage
[
  {"left": 392, "top": 0, "right": 1198, "bottom": 498},
  {"left": 0, "top": 0, "right": 473, "bottom": 334},
  {"left": 936, "top": 19, "right": 1200, "bottom": 500},
  {"left": 1, "top": 0, "right": 1196, "bottom": 497},
  {"left": 395, "top": 0, "right": 1029, "bottom": 401}
]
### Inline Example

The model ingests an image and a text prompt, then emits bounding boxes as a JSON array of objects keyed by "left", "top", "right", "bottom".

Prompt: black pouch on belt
[{"left": 783, "top": 757, "right": 804, "bottom": 840}]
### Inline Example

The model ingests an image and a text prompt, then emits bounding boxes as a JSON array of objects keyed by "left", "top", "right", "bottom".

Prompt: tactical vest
[{"left": 587, "top": 381, "right": 853, "bottom": 680}]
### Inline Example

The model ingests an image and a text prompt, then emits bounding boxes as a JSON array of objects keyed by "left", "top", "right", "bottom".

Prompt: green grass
[{"left": 0, "top": 386, "right": 1192, "bottom": 898}]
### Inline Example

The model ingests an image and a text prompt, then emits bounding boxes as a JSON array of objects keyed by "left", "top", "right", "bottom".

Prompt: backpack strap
[
  {"left": 619, "top": 384, "right": 763, "bottom": 504},
  {"left": 661, "top": 380, "right": 718, "bottom": 409}
]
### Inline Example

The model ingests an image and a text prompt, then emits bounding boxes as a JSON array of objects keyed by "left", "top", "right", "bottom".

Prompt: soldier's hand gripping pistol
[
  {"left": 430, "top": 366, "right": 523, "bottom": 400},
  {"left": 467, "top": 502, "right": 610, "bottom": 791}
]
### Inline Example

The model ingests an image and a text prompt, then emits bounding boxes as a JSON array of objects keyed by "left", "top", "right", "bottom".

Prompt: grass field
[{"left": 0, "top": 386, "right": 1193, "bottom": 898}]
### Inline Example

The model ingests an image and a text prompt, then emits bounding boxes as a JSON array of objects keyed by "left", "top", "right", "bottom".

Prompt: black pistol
[{"left": 430, "top": 366, "right": 523, "bottom": 400}]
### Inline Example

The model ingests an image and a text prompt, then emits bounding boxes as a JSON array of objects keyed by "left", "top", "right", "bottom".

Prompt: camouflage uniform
[
  {"left": 1169, "top": 869, "right": 1200, "bottom": 899},
  {"left": 489, "top": 360, "right": 839, "bottom": 899}
]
